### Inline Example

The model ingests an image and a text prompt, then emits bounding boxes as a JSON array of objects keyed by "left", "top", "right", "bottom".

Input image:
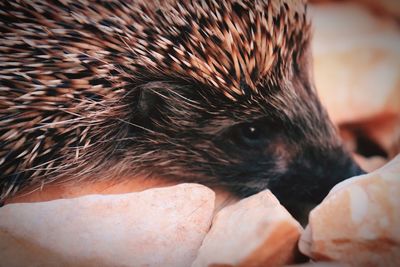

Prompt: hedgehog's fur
[{"left": 0, "top": 0, "right": 362, "bottom": 217}]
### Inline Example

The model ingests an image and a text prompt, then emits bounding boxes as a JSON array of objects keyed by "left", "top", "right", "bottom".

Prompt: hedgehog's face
[
  {"left": 114, "top": 0, "right": 365, "bottom": 220},
  {"left": 128, "top": 60, "right": 363, "bottom": 221}
]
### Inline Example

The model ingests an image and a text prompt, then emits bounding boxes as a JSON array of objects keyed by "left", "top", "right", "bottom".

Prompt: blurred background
[{"left": 309, "top": 0, "right": 400, "bottom": 172}]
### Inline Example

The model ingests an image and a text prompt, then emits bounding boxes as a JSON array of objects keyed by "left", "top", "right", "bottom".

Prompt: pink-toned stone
[
  {"left": 6, "top": 176, "right": 178, "bottom": 204},
  {"left": 286, "top": 262, "right": 350, "bottom": 267},
  {"left": 359, "top": 116, "right": 400, "bottom": 158},
  {"left": 0, "top": 183, "right": 215, "bottom": 267},
  {"left": 310, "top": 0, "right": 400, "bottom": 19},
  {"left": 192, "top": 190, "right": 303, "bottom": 267},
  {"left": 353, "top": 154, "right": 387, "bottom": 173},
  {"left": 299, "top": 155, "right": 400, "bottom": 267},
  {"left": 310, "top": 2, "right": 400, "bottom": 125}
]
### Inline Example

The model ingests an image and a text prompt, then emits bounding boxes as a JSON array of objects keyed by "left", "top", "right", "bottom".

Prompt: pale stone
[
  {"left": 310, "top": 3, "right": 400, "bottom": 124},
  {"left": 352, "top": 154, "right": 387, "bottom": 173},
  {"left": 286, "top": 262, "right": 350, "bottom": 267},
  {"left": 310, "top": 0, "right": 400, "bottom": 18},
  {"left": 358, "top": 116, "right": 400, "bottom": 158},
  {"left": 339, "top": 115, "right": 400, "bottom": 162},
  {"left": 6, "top": 176, "right": 237, "bottom": 217},
  {"left": 192, "top": 190, "right": 302, "bottom": 267},
  {"left": 6, "top": 176, "right": 178, "bottom": 204},
  {"left": 0, "top": 183, "right": 215, "bottom": 267},
  {"left": 299, "top": 155, "right": 400, "bottom": 267}
]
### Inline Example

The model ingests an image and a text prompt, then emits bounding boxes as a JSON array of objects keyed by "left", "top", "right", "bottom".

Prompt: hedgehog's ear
[
  {"left": 136, "top": 86, "right": 163, "bottom": 119},
  {"left": 131, "top": 82, "right": 168, "bottom": 128}
]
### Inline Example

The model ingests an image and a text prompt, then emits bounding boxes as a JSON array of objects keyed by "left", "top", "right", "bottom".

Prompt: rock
[
  {"left": 338, "top": 115, "right": 400, "bottom": 162},
  {"left": 355, "top": 0, "right": 400, "bottom": 18},
  {"left": 357, "top": 115, "right": 400, "bottom": 158},
  {"left": 352, "top": 154, "right": 387, "bottom": 173},
  {"left": 310, "top": 2, "right": 400, "bottom": 125},
  {"left": 309, "top": 0, "right": 400, "bottom": 19},
  {"left": 286, "top": 262, "right": 350, "bottom": 267},
  {"left": 192, "top": 190, "right": 303, "bottom": 267},
  {"left": 0, "top": 183, "right": 215, "bottom": 267},
  {"left": 299, "top": 155, "right": 400, "bottom": 267},
  {"left": 6, "top": 176, "right": 178, "bottom": 204}
]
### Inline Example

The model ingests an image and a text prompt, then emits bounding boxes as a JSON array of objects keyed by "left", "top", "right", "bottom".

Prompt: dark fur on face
[{"left": 0, "top": 0, "right": 362, "bottom": 219}]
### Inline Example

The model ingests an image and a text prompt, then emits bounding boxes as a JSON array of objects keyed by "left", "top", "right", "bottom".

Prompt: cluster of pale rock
[{"left": 1, "top": 156, "right": 399, "bottom": 267}]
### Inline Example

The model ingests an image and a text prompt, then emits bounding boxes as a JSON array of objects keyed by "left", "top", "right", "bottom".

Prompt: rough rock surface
[
  {"left": 192, "top": 190, "right": 302, "bottom": 267},
  {"left": 310, "top": 2, "right": 400, "bottom": 125},
  {"left": 286, "top": 262, "right": 350, "bottom": 267},
  {"left": 310, "top": 0, "right": 400, "bottom": 19},
  {"left": 299, "top": 155, "right": 400, "bottom": 267},
  {"left": 352, "top": 154, "right": 387, "bottom": 173},
  {"left": 0, "top": 183, "right": 215, "bottom": 267}
]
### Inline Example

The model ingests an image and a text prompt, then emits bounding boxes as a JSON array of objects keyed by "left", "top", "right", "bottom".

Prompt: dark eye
[
  {"left": 241, "top": 124, "right": 262, "bottom": 141},
  {"left": 234, "top": 122, "right": 266, "bottom": 146}
]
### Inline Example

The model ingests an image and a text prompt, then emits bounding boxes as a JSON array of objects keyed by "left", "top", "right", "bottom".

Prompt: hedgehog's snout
[{"left": 267, "top": 145, "right": 365, "bottom": 223}]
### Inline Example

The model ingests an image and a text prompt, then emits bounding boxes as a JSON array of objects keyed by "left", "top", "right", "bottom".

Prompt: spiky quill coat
[{"left": 0, "top": 0, "right": 361, "bottom": 217}]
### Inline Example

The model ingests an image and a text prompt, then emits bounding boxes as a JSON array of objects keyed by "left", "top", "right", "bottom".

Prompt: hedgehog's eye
[
  {"left": 233, "top": 121, "right": 267, "bottom": 147},
  {"left": 240, "top": 124, "right": 263, "bottom": 142}
]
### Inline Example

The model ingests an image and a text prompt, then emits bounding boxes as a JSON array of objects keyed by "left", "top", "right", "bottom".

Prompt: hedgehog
[{"left": 0, "top": 0, "right": 363, "bottom": 218}]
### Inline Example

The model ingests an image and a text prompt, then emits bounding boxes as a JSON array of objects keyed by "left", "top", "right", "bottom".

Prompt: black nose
[
  {"left": 270, "top": 157, "right": 365, "bottom": 225},
  {"left": 308, "top": 156, "right": 365, "bottom": 203},
  {"left": 326, "top": 160, "right": 366, "bottom": 195}
]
